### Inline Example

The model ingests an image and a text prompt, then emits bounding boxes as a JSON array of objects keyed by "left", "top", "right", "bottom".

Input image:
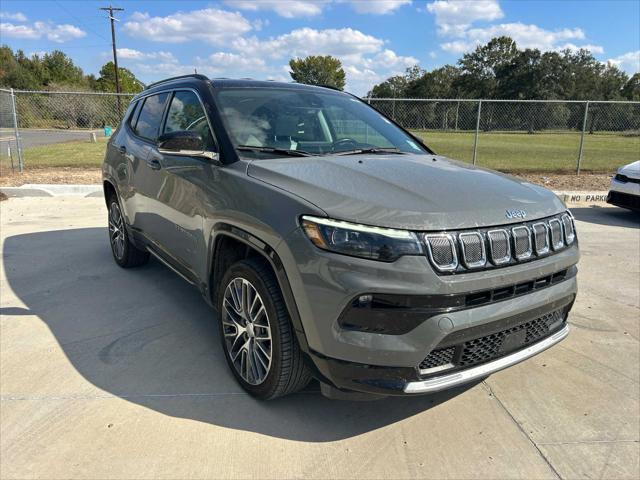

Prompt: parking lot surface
[
  {"left": 0, "top": 128, "right": 104, "bottom": 150},
  {"left": 1, "top": 197, "right": 638, "bottom": 479}
]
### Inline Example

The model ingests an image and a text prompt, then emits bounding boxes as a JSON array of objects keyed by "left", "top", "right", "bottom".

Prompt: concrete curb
[
  {"left": 0, "top": 184, "right": 102, "bottom": 198},
  {"left": 0, "top": 184, "right": 611, "bottom": 205},
  {"left": 555, "top": 191, "right": 610, "bottom": 206}
]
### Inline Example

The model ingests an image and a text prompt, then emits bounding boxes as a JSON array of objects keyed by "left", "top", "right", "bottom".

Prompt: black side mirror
[{"left": 157, "top": 130, "right": 219, "bottom": 163}]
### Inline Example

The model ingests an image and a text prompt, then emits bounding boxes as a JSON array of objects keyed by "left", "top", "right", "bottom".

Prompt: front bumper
[
  {"left": 277, "top": 225, "right": 579, "bottom": 396},
  {"left": 404, "top": 324, "right": 569, "bottom": 394},
  {"left": 608, "top": 177, "right": 640, "bottom": 210},
  {"left": 308, "top": 294, "right": 574, "bottom": 395}
]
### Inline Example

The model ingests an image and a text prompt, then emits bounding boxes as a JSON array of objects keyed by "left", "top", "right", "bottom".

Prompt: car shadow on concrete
[
  {"left": 571, "top": 206, "right": 639, "bottom": 229},
  {"left": 3, "top": 227, "right": 476, "bottom": 442}
]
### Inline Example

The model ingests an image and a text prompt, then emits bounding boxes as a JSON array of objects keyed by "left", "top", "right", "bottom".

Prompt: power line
[
  {"left": 53, "top": 0, "right": 110, "bottom": 42},
  {"left": 99, "top": 5, "right": 124, "bottom": 117}
]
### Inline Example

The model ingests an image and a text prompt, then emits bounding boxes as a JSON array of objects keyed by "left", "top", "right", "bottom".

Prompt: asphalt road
[
  {"left": 0, "top": 198, "right": 638, "bottom": 479},
  {"left": 0, "top": 128, "right": 104, "bottom": 150}
]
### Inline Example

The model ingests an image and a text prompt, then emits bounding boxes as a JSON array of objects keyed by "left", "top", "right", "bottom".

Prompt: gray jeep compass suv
[{"left": 102, "top": 75, "right": 579, "bottom": 400}]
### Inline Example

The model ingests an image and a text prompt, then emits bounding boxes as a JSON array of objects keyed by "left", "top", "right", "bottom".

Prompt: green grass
[
  {"left": 0, "top": 138, "right": 108, "bottom": 171},
  {"left": 413, "top": 130, "right": 640, "bottom": 173},
  {"left": 1, "top": 131, "right": 638, "bottom": 174}
]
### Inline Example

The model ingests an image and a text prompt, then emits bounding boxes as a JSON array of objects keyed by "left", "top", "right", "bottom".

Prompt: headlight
[{"left": 301, "top": 215, "right": 423, "bottom": 262}]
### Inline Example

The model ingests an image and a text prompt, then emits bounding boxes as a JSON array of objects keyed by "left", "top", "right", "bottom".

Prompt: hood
[
  {"left": 247, "top": 154, "right": 566, "bottom": 230},
  {"left": 619, "top": 160, "right": 640, "bottom": 179}
]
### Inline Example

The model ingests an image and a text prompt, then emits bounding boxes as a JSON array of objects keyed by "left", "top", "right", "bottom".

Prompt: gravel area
[
  {"left": 0, "top": 168, "right": 101, "bottom": 186},
  {"left": 512, "top": 173, "right": 612, "bottom": 191}
]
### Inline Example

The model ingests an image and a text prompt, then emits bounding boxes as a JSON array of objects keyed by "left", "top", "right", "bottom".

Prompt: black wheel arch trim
[{"left": 208, "top": 223, "right": 311, "bottom": 354}]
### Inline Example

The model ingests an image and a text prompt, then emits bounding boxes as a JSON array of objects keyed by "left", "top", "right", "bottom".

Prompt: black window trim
[
  {"left": 127, "top": 92, "right": 171, "bottom": 143},
  {"left": 128, "top": 87, "right": 219, "bottom": 152}
]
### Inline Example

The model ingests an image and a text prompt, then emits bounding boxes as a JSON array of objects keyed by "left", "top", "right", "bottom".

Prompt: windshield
[{"left": 214, "top": 88, "right": 429, "bottom": 157}]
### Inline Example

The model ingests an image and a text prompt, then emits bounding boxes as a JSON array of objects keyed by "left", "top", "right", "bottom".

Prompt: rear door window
[{"left": 133, "top": 93, "right": 169, "bottom": 141}]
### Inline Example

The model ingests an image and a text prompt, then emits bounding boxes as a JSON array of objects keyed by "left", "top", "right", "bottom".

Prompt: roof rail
[
  {"left": 144, "top": 74, "right": 209, "bottom": 90},
  {"left": 317, "top": 84, "right": 344, "bottom": 92}
]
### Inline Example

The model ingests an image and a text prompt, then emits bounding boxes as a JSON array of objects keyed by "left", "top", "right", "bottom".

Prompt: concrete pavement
[{"left": 1, "top": 198, "right": 638, "bottom": 479}]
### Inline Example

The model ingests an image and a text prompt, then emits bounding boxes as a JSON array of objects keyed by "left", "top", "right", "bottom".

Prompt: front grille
[
  {"left": 607, "top": 191, "right": 640, "bottom": 210},
  {"left": 419, "top": 346, "right": 455, "bottom": 370},
  {"left": 487, "top": 229, "right": 510, "bottom": 264},
  {"left": 419, "top": 310, "right": 565, "bottom": 375},
  {"left": 549, "top": 219, "right": 564, "bottom": 250},
  {"left": 422, "top": 212, "right": 576, "bottom": 274},
  {"left": 459, "top": 232, "right": 486, "bottom": 268},
  {"left": 425, "top": 234, "right": 457, "bottom": 271},
  {"left": 532, "top": 222, "right": 549, "bottom": 255},
  {"left": 561, "top": 214, "right": 575, "bottom": 244},
  {"left": 512, "top": 226, "right": 532, "bottom": 260}
]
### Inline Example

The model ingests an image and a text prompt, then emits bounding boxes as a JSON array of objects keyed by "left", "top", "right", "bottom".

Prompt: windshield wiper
[
  {"left": 236, "top": 145, "right": 315, "bottom": 157},
  {"left": 333, "top": 147, "right": 406, "bottom": 156}
]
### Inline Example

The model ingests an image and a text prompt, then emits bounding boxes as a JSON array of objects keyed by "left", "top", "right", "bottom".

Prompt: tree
[
  {"left": 95, "top": 61, "right": 144, "bottom": 93},
  {"left": 622, "top": 73, "right": 640, "bottom": 100},
  {"left": 455, "top": 36, "right": 519, "bottom": 98},
  {"left": 41, "top": 50, "right": 86, "bottom": 87},
  {"left": 289, "top": 55, "right": 346, "bottom": 90},
  {"left": 0, "top": 46, "right": 39, "bottom": 89}
]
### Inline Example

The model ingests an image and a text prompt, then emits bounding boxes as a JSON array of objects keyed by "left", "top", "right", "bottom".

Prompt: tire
[
  {"left": 218, "top": 257, "right": 311, "bottom": 400},
  {"left": 107, "top": 194, "right": 149, "bottom": 268}
]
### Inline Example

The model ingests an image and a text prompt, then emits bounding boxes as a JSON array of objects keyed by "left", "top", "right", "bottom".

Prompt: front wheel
[
  {"left": 218, "top": 258, "right": 311, "bottom": 399},
  {"left": 107, "top": 195, "right": 149, "bottom": 268}
]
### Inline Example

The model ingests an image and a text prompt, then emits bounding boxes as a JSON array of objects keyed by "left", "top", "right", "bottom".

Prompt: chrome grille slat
[
  {"left": 532, "top": 222, "right": 550, "bottom": 255},
  {"left": 512, "top": 226, "right": 532, "bottom": 260},
  {"left": 459, "top": 232, "right": 486, "bottom": 268},
  {"left": 487, "top": 229, "right": 511, "bottom": 265},
  {"left": 561, "top": 214, "right": 575, "bottom": 244},
  {"left": 424, "top": 234, "right": 458, "bottom": 272},
  {"left": 548, "top": 219, "right": 564, "bottom": 250}
]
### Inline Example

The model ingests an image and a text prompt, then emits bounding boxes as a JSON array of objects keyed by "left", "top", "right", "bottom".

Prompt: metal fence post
[
  {"left": 10, "top": 88, "right": 24, "bottom": 172},
  {"left": 454, "top": 100, "right": 460, "bottom": 131},
  {"left": 472, "top": 100, "right": 482, "bottom": 165},
  {"left": 576, "top": 101, "right": 590, "bottom": 175}
]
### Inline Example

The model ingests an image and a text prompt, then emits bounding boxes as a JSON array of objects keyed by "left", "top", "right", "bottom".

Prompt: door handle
[
  {"left": 118, "top": 145, "right": 127, "bottom": 154},
  {"left": 146, "top": 158, "right": 162, "bottom": 170}
]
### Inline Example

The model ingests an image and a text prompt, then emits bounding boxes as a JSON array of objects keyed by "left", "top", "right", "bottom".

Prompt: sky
[{"left": 1, "top": 0, "right": 639, "bottom": 95}]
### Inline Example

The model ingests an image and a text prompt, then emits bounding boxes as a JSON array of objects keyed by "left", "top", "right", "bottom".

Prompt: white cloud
[
  {"left": 440, "top": 23, "right": 589, "bottom": 53},
  {"left": 557, "top": 43, "right": 604, "bottom": 55},
  {"left": 0, "top": 21, "right": 85, "bottom": 42},
  {"left": 224, "top": 1, "right": 325, "bottom": 18},
  {"left": 608, "top": 51, "right": 640, "bottom": 74},
  {"left": 117, "top": 48, "right": 177, "bottom": 62},
  {"left": 0, "top": 11, "right": 27, "bottom": 22},
  {"left": 427, "top": 0, "right": 503, "bottom": 35},
  {"left": 225, "top": 1, "right": 410, "bottom": 17},
  {"left": 348, "top": 1, "right": 412, "bottom": 14},
  {"left": 123, "top": 8, "right": 252, "bottom": 44},
  {"left": 0, "top": 22, "right": 39, "bottom": 39},
  {"left": 232, "top": 27, "right": 385, "bottom": 59},
  {"left": 205, "top": 52, "right": 266, "bottom": 69},
  {"left": 426, "top": 1, "right": 602, "bottom": 56}
]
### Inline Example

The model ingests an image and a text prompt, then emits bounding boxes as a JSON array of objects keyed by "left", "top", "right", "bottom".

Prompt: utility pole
[{"left": 100, "top": 5, "right": 124, "bottom": 117}]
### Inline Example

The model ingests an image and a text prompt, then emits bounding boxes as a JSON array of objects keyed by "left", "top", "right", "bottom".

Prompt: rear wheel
[
  {"left": 107, "top": 195, "right": 149, "bottom": 268},
  {"left": 218, "top": 258, "right": 311, "bottom": 399}
]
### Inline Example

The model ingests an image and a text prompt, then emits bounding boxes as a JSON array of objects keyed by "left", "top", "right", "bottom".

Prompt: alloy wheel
[
  {"left": 222, "top": 277, "right": 273, "bottom": 385},
  {"left": 108, "top": 202, "right": 126, "bottom": 260}
]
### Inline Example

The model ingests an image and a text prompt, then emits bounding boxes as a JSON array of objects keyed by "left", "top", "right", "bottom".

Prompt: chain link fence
[
  {"left": 0, "top": 88, "right": 135, "bottom": 174},
  {"left": 366, "top": 98, "right": 640, "bottom": 173},
  {"left": 1, "top": 89, "right": 638, "bottom": 175}
]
